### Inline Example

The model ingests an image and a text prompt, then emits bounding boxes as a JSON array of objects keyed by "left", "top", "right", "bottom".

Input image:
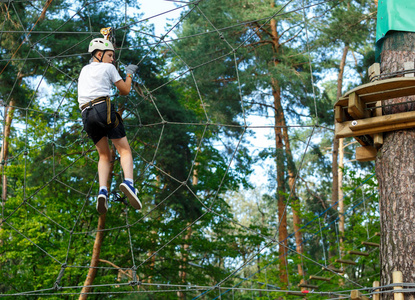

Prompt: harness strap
[
  {"left": 80, "top": 96, "right": 108, "bottom": 111},
  {"left": 105, "top": 96, "right": 111, "bottom": 125},
  {"left": 81, "top": 96, "right": 120, "bottom": 128}
]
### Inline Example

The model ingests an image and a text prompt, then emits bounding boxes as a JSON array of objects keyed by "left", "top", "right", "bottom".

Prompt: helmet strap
[{"left": 93, "top": 50, "right": 107, "bottom": 63}]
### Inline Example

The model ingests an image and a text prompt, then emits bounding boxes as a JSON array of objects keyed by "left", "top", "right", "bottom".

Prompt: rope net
[{"left": 0, "top": 0, "right": 380, "bottom": 299}]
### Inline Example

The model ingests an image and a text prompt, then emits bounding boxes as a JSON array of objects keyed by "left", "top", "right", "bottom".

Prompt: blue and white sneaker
[
  {"left": 96, "top": 189, "right": 108, "bottom": 214},
  {"left": 119, "top": 180, "right": 142, "bottom": 210}
]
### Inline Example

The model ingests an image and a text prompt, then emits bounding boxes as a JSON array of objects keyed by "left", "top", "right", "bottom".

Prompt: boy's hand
[{"left": 126, "top": 64, "right": 138, "bottom": 76}]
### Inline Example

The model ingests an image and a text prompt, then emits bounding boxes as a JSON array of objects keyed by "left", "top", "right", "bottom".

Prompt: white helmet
[{"left": 88, "top": 38, "right": 114, "bottom": 53}]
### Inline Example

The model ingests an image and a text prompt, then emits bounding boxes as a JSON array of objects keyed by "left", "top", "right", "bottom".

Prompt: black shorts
[{"left": 82, "top": 102, "right": 126, "bottom": 145}]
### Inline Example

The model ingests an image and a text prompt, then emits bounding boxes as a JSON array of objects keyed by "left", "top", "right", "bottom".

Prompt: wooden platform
[
  {"left": 334, "top": 75, "right": 415, "bottom": 161},
  {"left": 335, "top": 77, "right": 415, "bottom": 109}
]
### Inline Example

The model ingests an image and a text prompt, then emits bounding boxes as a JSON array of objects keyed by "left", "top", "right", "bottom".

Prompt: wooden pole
[
  {"left": 79, "top": 214, "right": 106, "bottom": 300},
  {"left": 372, "top": 281, "right": 380, "bottom": 300},
  {"left": 392, "top": 271, "right": 404, "bottom": 300}
]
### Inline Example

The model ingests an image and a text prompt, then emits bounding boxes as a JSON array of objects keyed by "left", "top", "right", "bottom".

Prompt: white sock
[
  {"left": 99, "top": 186, "right": 108, "bottom": 192},
  {"left": 125, "top": 178, "right": 133, "bottom": 185}
]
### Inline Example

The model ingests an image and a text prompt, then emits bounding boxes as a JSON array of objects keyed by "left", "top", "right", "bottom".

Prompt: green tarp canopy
[{"left": 376, "top": 0, "right": 415, "bottom": 61}]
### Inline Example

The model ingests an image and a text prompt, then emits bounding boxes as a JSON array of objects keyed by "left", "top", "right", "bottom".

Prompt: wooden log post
[
  {"left": 361, "top": 241, "right": 380, "bottom": 248},
  {"left": 348, "top": 250, "right": 370, "bottom": 256},
  {"left": 373, "top": 281, "right": 380, "bottom": 300},
  {"left": 335, "top": 258, "right": 357, "bottom": 265},
  {"left": 323, "top": 267, "right": 344, "bottom": 273},
  {"left": 393, "top": 271, "right": 404, "bottom": 300},
  {"left": 368, "top": 63, "right": 380, "bottom": 82}
]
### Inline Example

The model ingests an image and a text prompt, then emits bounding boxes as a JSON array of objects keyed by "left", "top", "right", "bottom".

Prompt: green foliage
[{"left": 0, "top": 0, "right": 381, "bottom": 299}]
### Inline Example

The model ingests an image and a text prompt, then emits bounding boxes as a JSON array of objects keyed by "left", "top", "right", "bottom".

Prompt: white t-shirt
[{"left": 77, "top": 62, "right": 122, "bottom": 109}]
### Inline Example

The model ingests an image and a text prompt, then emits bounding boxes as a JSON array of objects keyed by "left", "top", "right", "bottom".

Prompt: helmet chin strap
[{"left": 93, "top": 50, "right": 107, "bottom": 62}]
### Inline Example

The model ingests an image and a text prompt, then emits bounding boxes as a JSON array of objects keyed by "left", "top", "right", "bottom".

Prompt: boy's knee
[
  {"left": 99, "top": 152, "right": 112, "bottom": 161},
  {"left": 119, "top": 148, "right": 132, "bottom": 158}
]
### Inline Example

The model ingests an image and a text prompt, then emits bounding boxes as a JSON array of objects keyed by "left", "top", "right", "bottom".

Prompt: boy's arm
[
  {"left": 115, "top": 64, "right": 138, "bottom": 95},
  {"left": 115, "top": 76, "right": 132, "bottom": 95}
]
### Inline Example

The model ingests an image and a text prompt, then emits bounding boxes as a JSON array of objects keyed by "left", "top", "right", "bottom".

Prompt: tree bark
[
  {"left": 376, "top": 31, "right": 415, "bottom": 300},
  {"left": 177, "top": 166, "right": 197, "bottom": 299},
  {"left": 79, "top": 146, "right": 115, "bottom": 299},
  {"left": 273, "top": 78, "right": 288, "bottom": 287},
  {"left": 338, "top": 138, "right": 344, "bottom": 255},
  {"left": 282, "top": 120, "right": 304, "bottom": 285},
  {"left": 332, "top": 45, "right": 349, "bottom": 211},
  {"left": 269, "top": 2, "right": 288, "bottom": 286},
  {"left": 177, "top": 225, "right": 192, "bottom": 300},
  {"left": 337, "top": 45, "right": 348, "bottom": 259},
  {"left": 79, "top": 214, "right": 106, "bottom": 300},
  {"left": 0, "top": 100, "right": 16, "bottom": 251},
  {"left": 0, "top": 101, "right": 15, "bottom": 203}
]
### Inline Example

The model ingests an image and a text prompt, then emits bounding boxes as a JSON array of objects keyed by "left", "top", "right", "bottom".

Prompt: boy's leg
[
  {"left": 112, "top": 137, "right": 142, "bottom": 210},
  {"left": 111, "top": 137, "right": 133, "bottom": 179},
  {"left": 95, "top": 137, "right": 111, "bottom": 214}
]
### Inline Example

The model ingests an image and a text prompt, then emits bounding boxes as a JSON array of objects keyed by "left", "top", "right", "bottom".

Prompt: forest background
[{"left": 0, "top": 0, "right": 379, "bottom": 299}]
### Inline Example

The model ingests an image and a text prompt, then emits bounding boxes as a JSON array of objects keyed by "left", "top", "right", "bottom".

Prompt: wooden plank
[
  {"left": 373, "top": 101, "right": 383, "bottom": 148},
  {"left": 393, "top": 271, "right": 404, "bottom": 300},
  {"left": 348, "top": 92, "right": 366, "bottom": 119},
  {"left": 362, "top": 241, "right": 380, "bottom": 248},
  {"left": 309, "top": 275, "right": 331, "bottom": 282},
  {"left": 335, "top": 105, "right": 346, "bottom": 123},
  {"left": 335, "top": 77, "right": 415, "bottom": 107},
  {"left": 368, "top": 63, "right": 380, "bottom": 82},
  {"left": 351, "top": 290, "right": 370, "bottom": 300},
  {"left": 335, "top": 259, "right": 357, "bottom": 265},
  {"left": 373, "top": 281, "right": 380, "bottom": 300},
  {"left": 350, "top": 110, "right": 415, "bottom": 131},
  {"left": 298, "top": 283, "right": 318, "bottom": 289},
  {"left": 356, "top": 146, "right": 377, "bottom": 162},
  {"left": 322, "top": 266, "right": 344, "bottom": 273},
  {"left": 335, "top": 111, "right": 415, "bottom": 139},
  {"left": 348, "top": 250, "right": 370, "bottom": 256}
]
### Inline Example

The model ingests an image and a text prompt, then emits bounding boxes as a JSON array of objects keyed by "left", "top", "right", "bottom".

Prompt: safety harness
[{"left": 81, "top": 96, "right": 121, "bottom": 128}]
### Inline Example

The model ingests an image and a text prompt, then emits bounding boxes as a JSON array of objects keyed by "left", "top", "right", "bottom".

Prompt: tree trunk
[
  {"left": 338, "top": 138, "right": 345, "bottom": 255},
  {"left": 337, "top": 45, "right": 348, "bottom": 259},
  {"left": 79, "top": 214, "right": 106, "bottom": 300},
  {"left": 273, "top": 79, "right": 288, "bottom": 287},
  {"left": 282, "top": 122, "right": 304, "bottom": 285},
  {"left": 269, "top": 4, "right": 288, "bottom": 286},
  {"left": 376, "top": 31, "right": 415, "bottom": 300},
  {"left": 177, "top": 225, "right": 192, "bottom": 300},
  {"left": 146, "top": 175, "right": 162, "bottom": 285},
  {"left": 0, "top": 101, "right": 14, "bottom": 201},
  {"left": 79, "top": 146, "right": 115, "bottom": 299},
  {"left": 0, "top": 100, "right": 15, "bottom": 250},
  {"left": 332, "top": 45, "right": 349, "bottom": 210}
]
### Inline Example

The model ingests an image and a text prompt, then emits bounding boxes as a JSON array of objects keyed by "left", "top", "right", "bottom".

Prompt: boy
[{"left": 78, "top": 37, "right": 141, "bottom": 214}]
